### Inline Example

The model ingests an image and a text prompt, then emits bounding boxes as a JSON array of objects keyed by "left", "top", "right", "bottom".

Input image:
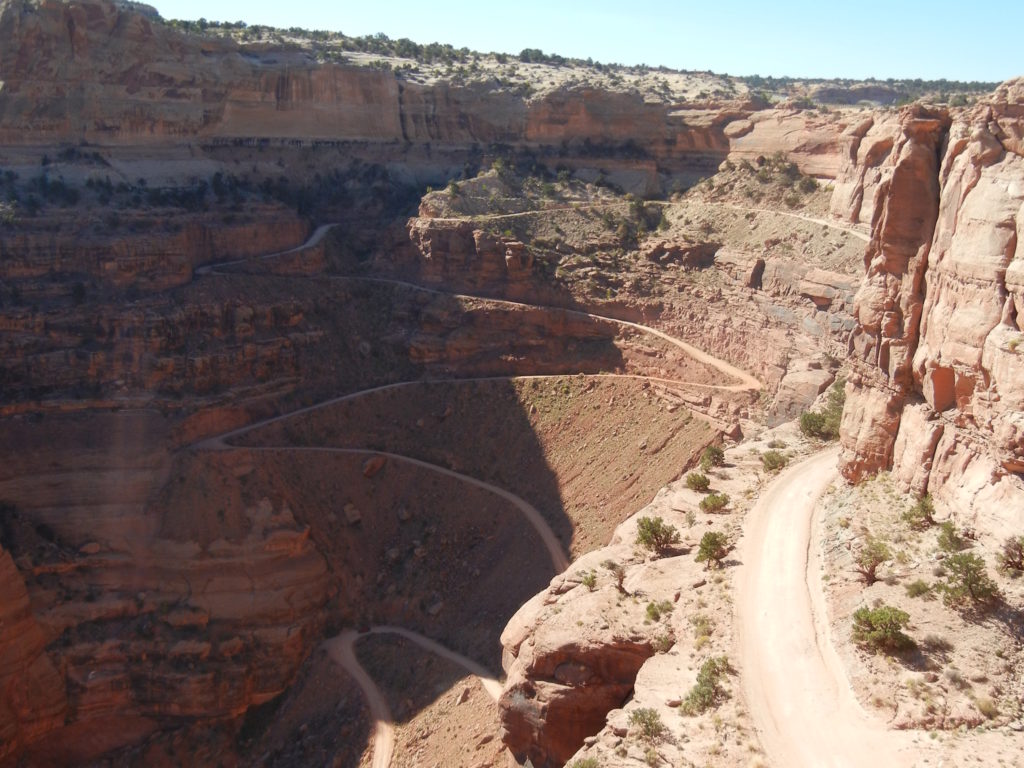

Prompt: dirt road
[
  {"left": 325, "top": 626, "right": 503, "bottom": 768},
  {"left": 737, "top": 449, "right": 926, "bottom": 767},
  {"left": 325, "top": 631, "right": 396, "bottom": 768}
]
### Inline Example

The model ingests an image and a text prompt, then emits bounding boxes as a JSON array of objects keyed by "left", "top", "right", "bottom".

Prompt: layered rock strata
[{"left": 839, "top": 81, "right": 1024, "bottom": 539}]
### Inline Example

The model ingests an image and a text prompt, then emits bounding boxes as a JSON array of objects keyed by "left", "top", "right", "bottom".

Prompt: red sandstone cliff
[{"left": 838, "top": 79, "right": 1024, "bottom": 539}]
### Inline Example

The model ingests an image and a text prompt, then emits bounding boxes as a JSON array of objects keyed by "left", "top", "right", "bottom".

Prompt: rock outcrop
[
  {"left": 0, "top": 546, "right": 66, "bottom": 764},
  {"left": 0, "top": 0, "right": 737, "bottom": 182},
  {"left": 0, "top": 415, "right": 333, "bottom": 764},
  {"left": 839, "top": 80, "right": 1024, "bottom": 540}
]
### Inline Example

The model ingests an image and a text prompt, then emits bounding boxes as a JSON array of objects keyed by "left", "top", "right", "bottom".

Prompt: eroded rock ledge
[{"left": 838, "top": 78, "right": 1024, "bottom": 540}]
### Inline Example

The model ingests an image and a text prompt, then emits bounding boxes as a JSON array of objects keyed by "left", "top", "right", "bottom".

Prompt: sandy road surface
[
  {"left": 325, "top": 631, "right": 396, "bottom": 768},
  {"left": 738, "top": 449, "right": 931, "bottom": 768}
]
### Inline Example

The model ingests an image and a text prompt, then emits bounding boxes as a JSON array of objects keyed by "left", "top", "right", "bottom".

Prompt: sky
[{"left": 150, "top": 1, "right": 1022, "bottom": 83}]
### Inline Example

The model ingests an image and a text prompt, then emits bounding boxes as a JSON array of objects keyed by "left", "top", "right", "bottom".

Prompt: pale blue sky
[{"left": 151, "top": 1, "right": 1021, "bottom": 83}]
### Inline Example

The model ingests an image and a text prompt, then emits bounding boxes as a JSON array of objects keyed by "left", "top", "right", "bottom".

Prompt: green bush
[
  {"left": 854, "top": 535, "right": 891, "bottom": 585},
  {"left": 937, "top": 521, "right": 966, "bottom": 553},
  {"left": 628, "top": 707, "right": 666, "bottom": 741},
  {"left": 681, "top": 656, "right": 732, "bottom": 715},
  {"left": 602, "top": 559, "right": 627, "bottom": 593},
  {"left": 904, "top": 579, "right": 933, "bottom": 599},
  {"left": 685, "top": 472, "right": 710, "bottom": 492},
  {"left": 580, "top": 571, "right": 597, "bottom": 591},
  {"left": 761, "top": 450, "right": 788, "bottom": 472},
  {"left": 696, "top": 531, "right": 730, "bottom": 569},
  {"left": 938, "top": 552, "right": 1000, "bottom": 608},
  {"left": 902, "top": 494, "right": 935, "bottom": 530},
  {"left": 699, "top": 445, "right": 725, "bottom": 472},
  {"left": 798, "top": 381, "right": 845, "bottom": 440},
  {"left": 645, "top": 600, "right": 674, "bottom": 622},
  {"left": 699, "top": 492, "right": 729, "bottom": 513},
  {"left": 798, "top": 176, "right": 819, "bottom": 193},
  {"left": 569, "top": 759, "right": 600, "bottom": 768},
  {"left": 636, "top": 516, "right": 680, "bottom": 555},
  {"left": 851, "top": 604, "right": 913, "bottom": 652}
]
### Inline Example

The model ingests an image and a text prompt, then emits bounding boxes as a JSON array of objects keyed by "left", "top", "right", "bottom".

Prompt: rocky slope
[
  {"left": 838, "top": 79, "right": 1024, "bottom": 541},
  {"left": 0, "top": 0, "right": 1021, "bottom": 765}
]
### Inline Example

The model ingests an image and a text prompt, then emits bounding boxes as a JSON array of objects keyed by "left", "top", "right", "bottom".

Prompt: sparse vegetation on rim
[
  {"left": 681, "top": 656, "right": 733, "bottom": 715},
  {"left": 636, "top": 516, "right": 682, "bottom": 555},
  {"left": 696, "top": 531, "right": 730, "bottom": 569}
]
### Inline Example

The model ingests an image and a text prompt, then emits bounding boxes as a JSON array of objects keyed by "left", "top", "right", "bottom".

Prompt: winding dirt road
[
  {"left": 722, "top": 203, "right": 871, "bottom": 243},
  {"left": 737, "top": 449, "right": 931, "bottom": 768},
  {"left": 192, "top": 215, "right": 768, "bottom": 768},
  {"left": 325, "top": 626, "right": 502, "bottom": 768}
]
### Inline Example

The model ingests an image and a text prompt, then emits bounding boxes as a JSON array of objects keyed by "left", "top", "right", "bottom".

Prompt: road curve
[
  {"left": 243, "top": 444, "right": 569, "bottom": 573},
  {"left": 191, "top": 213, "right": 768, "bottom": 767},
  {"left": 325, "top": 630, "right": 395, "bottom": 768},
  {"left": 736, "top": 449, "right": 923, "bottom": 768},
  {"left": 324, "top": 626, "right": 503, "bottom": 768}
]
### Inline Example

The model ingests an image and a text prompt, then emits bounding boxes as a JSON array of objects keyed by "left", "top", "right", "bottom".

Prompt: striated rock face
[
  {"left": 407, "top": 218, "right": 535, "bottom": 292},
  {"left": 0, "top": 415, "right": 333, "bottom": 764},
  {"left": 839, "top": 80, "right": 1024, "bottom": 539},
  {"left": 0, "top": 0, "right": 739, "bottom": 177},
  {"left": 0, "top": 207, "right": 308, "bottom": 292},
  {"left": 725, "top": 108, "right": 857, "bottom": 178},
  {"left": 0, "top": 546, "right": 66, "bottom": 764}
]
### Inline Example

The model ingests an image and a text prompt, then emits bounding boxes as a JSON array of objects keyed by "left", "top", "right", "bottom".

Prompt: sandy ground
[{"left": 736, "top": 450, "right": 1024, "bottom": 767}]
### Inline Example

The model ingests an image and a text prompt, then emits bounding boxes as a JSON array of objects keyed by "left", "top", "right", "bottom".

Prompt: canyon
[{"left": 0, "top": 0, "right": 1021, "bottom": 766}]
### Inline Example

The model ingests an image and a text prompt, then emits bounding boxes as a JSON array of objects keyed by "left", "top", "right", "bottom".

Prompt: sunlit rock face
[{"left": 839, "top": 79, "right": 1024, "bottom": 540}]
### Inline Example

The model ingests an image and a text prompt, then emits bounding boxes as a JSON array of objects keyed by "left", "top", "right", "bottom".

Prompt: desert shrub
[
  {"left": 696, "top": 531, "right": 730, "bottom": 569},
  {"left": 699, "top": 492, "right": 729, "bottom": 513},
  {"left": 851, "top": 604, "right": 913, "bottom": 652},
  {"left": 636, "top": 517, "right": 681, "bottom": 555},
  {"left": 904, "top": 579, "right": 933, "bottom": 599},
  {"left": 997, "top": 535, "right": 1024, "bottom": 573},
  {"left": 976, "top": 698, "right": 1000, "bottom": 719},
  {"left": 602, "top": 559, "right": 626, "bottom": 593},
  {"left": 646, "top": 600, "right": 674, "bottom": 622},
  {"left": 798, "top": 381, "right": 845, "bottom": 440},
  {"left": 690, "top": 614, "right": 714, "bottom": 649},
  {"left": 652, "top": 633, "right": 675, "bottom": 653},
  {"left": 628, "top": 707, "right": 665, "bottom": 742},
  {"left": 902, "top": 494, "right": 935, "bottom": 530},
  {"left": 798, "top": 175, "right": 819, "bottom": 193},
  {"left": 937, "top": 521, "right": 966, "bottom": 553},
  {"left": 580, "top": 571, "right": 597, "bottom": 591},
  {"left": 938, "top": 552, "right": 1000, "bottom": 608},
  {"left": 686, "top": 472, "right": 710, "bottom": 492},
  {"left": 569, "top": 759, "right": 600, "bottom": 768},
  {"left": 681, "top": 656, "right": 732, "bottom": 715},
  {"left": 699, "top": 445, "right": 725, "bottom": 472},
  {"left": 854, "top": 534, "right": 891, "bottom": 585},
  {"left": 761, "top": 450, "right": 788, "bottom": 472}
]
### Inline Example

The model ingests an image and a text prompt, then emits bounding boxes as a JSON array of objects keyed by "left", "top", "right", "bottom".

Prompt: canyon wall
[
  {"left": 0, "top": 0, "right": 732, "bottom": 182},
  {"left": 838, "top": 80, "right": 1024, "bottom": 540}
]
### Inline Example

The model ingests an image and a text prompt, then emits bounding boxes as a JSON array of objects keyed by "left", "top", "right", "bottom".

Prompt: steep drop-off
[{"left": 839, "top": 79, "right": 1024, "bottom": 540}]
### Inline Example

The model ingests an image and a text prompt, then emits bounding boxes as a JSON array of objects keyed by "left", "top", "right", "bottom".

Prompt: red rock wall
[
  {"left": 0, "top": 0, "right": 738, "bottom": 175},
  {"left": 839, "top": 80, "right": 1024, "bottom": 540}
]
